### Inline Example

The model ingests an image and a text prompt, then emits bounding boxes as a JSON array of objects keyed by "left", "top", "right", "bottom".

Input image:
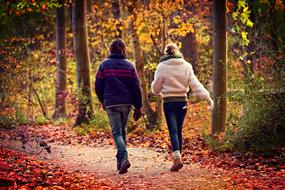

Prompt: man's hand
[
  {"left": 100, "top": 104, "right": 106, "bottom": 110},
  {"left": 206, "top": 96, "right": 214, "bottom": 111},
  {"left": 133, "top": 108, "right": 142, "bottom": 121}
]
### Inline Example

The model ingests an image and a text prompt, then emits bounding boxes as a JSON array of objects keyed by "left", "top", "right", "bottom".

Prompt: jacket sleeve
[
  {"left": 188, "top": 64, "right": 210, "bottom": 99},
  {"left": 95, "top": 64, "right": 105, "bottom": 104},
  {"left": 131, "top": 68, "right": 142, "bottom": 109},
  {"left": 151, "top": 64, "right": 163, "bottom": 95}
]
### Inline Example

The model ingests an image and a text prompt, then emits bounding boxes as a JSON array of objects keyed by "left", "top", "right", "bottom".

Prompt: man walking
[{"left": 95, "top": 38, "right": 142, "bottom": 174}]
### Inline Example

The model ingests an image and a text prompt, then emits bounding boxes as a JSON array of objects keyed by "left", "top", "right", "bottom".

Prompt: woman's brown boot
[{"left": 170, "top": 158, "right": 183, "bottom": 172}]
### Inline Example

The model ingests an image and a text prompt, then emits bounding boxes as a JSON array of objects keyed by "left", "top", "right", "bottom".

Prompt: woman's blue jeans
[
  {"left": 163, "top": 102, "right": 187, "bottom": 153},
  {"left": 106, "top": 105, "right": 131, "bottom": 164}
]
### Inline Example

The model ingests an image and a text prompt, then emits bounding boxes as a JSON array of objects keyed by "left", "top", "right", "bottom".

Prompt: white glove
[{"left": 206, "top": 96, "right": 214, "bottom": 111}]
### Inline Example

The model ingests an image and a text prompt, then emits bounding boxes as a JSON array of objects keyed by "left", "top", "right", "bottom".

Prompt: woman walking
[
  {"left": 151, "top": 43, "right": 214, "bottom": 172},
  {"left": 95, "top": 38, "right": 142, "bottom": 174}
]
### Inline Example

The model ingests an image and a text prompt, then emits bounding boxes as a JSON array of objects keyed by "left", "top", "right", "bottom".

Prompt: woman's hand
[{"left": 206, "top": 96, "right": 214, "bottom": 111}]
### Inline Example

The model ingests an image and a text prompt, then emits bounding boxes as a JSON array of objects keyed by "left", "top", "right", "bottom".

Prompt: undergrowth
[{"left": 204, "top": 79, "right": 285, "bottom": 154}]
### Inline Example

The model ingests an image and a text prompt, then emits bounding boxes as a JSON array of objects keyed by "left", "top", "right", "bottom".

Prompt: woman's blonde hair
[{"left": 164, "top": 43, "right": 182, "bottom": 56}]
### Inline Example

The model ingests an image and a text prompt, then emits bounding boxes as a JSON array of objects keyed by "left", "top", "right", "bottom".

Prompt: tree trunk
[
  {"left": 33, "top": 87, "right": 48, "bottom": 118},
  {"left": 181, "top": 0, "right": 198, "bottom": 72},
  {"left": 129, "top": 18, "right": 156, "bottom": 130},
  {"left": 112, "top": 0, "right": 122, "bottom": 38},
  {"left": 72, "top": 0, "right": 94, "bottom": 126},
  {"left": 211, "top": 0, "right": 227, "bottom": 134},
  {"left": 181, "top": 30, "right": 198, "bottom": 73},
  {"left": 155, "top": 18, "right": 167, "bottom": 129},
  {"left": 68, "top": 5, "right": 73, "bottom": 33},
  {"left": 53, "top": 0, "right": 67, "bottom": 119}
]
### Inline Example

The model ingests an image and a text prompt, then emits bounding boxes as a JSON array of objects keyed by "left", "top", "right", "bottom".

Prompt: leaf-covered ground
[{"left": 0, "top": 103, "right": 284, "bottom": 189}]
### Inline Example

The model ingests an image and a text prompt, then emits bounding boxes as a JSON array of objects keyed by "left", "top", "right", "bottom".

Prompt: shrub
[
  {"left": 35, "top": 115, "right": 50, "bottom": 125},
  {"left": 74, "top": 123, "right": 93, "bottom": 136},
  {"left": 14, "top": 105, "right": 29, "bottom": 125},
  {"left": 225, "top": 80, "right": 285, "bottom": 153},
  {"left": 53, "top": 117, "right": 71, "bottom": 125},
  {"left": 90, "top": 109, "right": 110, "bottom": 130}
]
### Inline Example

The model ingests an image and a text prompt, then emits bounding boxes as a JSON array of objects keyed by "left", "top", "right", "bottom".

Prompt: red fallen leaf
[
  {"left": 51, "top": 186, "right": 65, "bottom": 190},
  {"left": 16, "top": 176, "right": 23, "bottom": 181},
  {"left": 33, "top": 169, "right": 42, "bottom": 174},
  {"left": 30, "top": 181, "right": 37, "bottom": 187},
  {"left": 0, "top": 161, "right": 12, "bottom": 170}
]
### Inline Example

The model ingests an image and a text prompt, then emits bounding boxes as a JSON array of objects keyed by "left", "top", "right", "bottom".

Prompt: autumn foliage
[{"left": 1, "top": 0, "right": 285, "bottom": 189}]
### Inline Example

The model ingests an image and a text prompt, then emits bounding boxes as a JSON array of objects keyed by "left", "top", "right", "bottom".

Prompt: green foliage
[
  {"left": 90, "top": 109, "right": 110, "bottom": 130},
  {"left": 74, "top": 123, "right": 94, "bottom": 136},
  {"left": 195, "top": 22, "right": 213, "bottom": 84},
  {"left": 53, "top": 117, "right": 71, "bottom": 125},
  {"left": 35, "top": 115, "right": 49, "bottom": 125},
  {"left": 225, "top": 80, "right": 285, "bottom": 153},
  {"left": 74, "top": 108, "right": 110, "bottom": 136},
  {"left": 202, "top": 133, "right": 220, "bottom": 151},
  {"left": 15, "top": 105, "right": 29, "bottom": 125},
  {"left": 231, "top": 0, "right": 254, "bottom": 46}
]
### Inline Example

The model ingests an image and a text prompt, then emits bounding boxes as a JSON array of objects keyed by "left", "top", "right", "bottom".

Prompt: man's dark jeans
[
  {"left": 163, "top": 102, "right": 187, "bottom": 152},
  {"left": 106, "top": 105, "right": 131, "bottom": 164}
]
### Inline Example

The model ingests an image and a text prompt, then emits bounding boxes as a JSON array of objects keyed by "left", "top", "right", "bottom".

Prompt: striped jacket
[{"left": 95, "top": 53, "right": 142, "bottom": 109}]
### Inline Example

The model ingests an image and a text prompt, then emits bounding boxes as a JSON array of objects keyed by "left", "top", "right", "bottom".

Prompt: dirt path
[{"left": 2, "top": 139, "right": 232, "bottom": 190}]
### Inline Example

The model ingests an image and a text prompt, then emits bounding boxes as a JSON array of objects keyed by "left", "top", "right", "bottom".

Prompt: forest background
[{"left": 0, "top": 0, "right": 285, "bottom": 154}]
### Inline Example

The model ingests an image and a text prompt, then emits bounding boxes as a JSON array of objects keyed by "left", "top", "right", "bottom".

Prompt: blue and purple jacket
[{"left": 95, "top": 53, "right": 142, "bottom": 109}]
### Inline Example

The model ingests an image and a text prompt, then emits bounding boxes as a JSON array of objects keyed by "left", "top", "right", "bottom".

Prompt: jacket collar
[
  {"left": 159, "top": 54, "right": 184, "bottom": 63},
  {"left": 108, "top": 53, "right": 126, "bottom": 59}
]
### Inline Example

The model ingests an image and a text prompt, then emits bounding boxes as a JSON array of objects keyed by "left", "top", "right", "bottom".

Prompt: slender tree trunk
[
  {"left": 211, "top": 0, "right": 227, "bottom": 134},
  {"left": 72, "top": 0, "right": 94, "bottom": 126},
  {"left": 161, "top": 17, "right": 167, "bottom": 51},
  {"left": 33, "top": 87, "right": 48, "bottom": 118},
  {"left": 129, "top": 17, "right": 156, "bottom": 129},
  {"left": 53, "top": 0, "right": 67, "bottom": 119},
  {"left": 68, "top": 5, "right": 73, "bottom": 33},
  {"left": 112, "top": 0, "right": 122, "bottom": 38},
  {"left": 155, "top": 18, "right": 167, "bottom": 129},
  {"left": 28, "top": 78, "right": 33, "bottom": 121}
]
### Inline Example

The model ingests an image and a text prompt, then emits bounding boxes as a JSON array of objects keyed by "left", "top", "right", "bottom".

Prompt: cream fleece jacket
[{"left": 151, "top": 58, "right": 210, "bottom": 100}]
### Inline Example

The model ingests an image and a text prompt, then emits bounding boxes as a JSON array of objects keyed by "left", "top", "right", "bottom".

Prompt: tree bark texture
[
  {"left": 181, "top": 30, "right": 198, "bottom": 73},
  {"left": 112, "top": 0, "right": 122, "bottom": 38},
  {"left": 181, "top": 0, "right": 198, "bottom": 73},
  {"left": 129, "top": 17, "right": 156, "bottom": 129},
  {"left": 211, "top": 0, "right": 227, "bottom": 134},
  {"left": 72, "top": 0, "right": 94, "bottom": 126},
  {"left": 53, "top": 0, "right": 67, "bottom": 119}
]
